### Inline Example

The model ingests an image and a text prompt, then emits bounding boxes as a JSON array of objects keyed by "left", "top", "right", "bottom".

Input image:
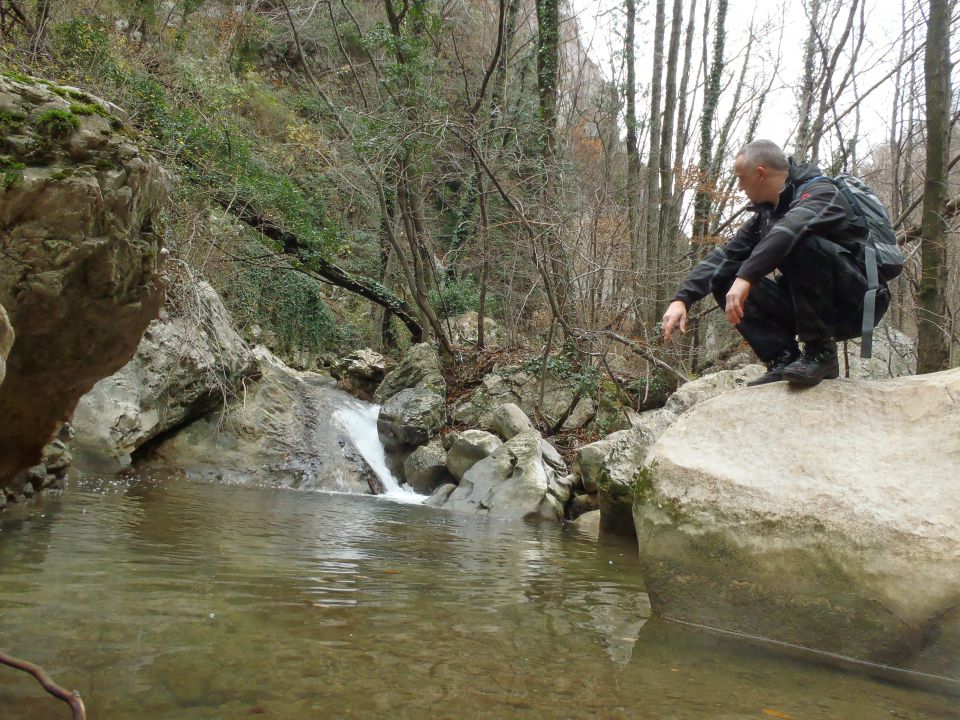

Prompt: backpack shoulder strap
[{"left": 794, "top": 175, "right": 830, "bottom": 197}]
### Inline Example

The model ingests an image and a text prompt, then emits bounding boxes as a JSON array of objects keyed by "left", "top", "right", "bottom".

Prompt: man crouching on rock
[{"left": 661, "top": 139, "right": 888, "bottom": 387}]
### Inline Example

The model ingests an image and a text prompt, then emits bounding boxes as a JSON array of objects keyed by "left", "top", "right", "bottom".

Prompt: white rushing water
[{"left": 333, "top": 399, "right": 426, "bottom": 504}]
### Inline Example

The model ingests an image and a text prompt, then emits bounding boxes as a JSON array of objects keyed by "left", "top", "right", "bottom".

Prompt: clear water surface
[{"left": 0, "top": 474, "right": 957, "bottom": 720}]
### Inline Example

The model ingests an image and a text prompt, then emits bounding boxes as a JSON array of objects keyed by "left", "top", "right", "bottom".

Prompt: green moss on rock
[
  {"left": 0, "top": 110, "right": 26, "bottom": 134},
  {"left": 69, "top": 101, "right": 111, "bottom": 119},
  {"left": 0, "top": 155, "right": 25, "bottom": 189},
  {"left": 35, "top": 108, "right": 80, "bottom": 140}
]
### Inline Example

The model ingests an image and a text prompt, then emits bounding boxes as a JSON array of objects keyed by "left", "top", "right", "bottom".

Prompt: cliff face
[{"left": 0, "top": 74, "right": 170, "bottom": 488}]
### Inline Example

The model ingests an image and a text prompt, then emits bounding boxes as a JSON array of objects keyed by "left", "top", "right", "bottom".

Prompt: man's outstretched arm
[{"left": 673, "top": 214, "right": 761, "bottom": 308}]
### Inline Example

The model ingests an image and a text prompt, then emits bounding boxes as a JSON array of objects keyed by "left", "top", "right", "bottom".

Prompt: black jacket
[{"left": 673, "top": 161, "right": 858, "bottom": 308}]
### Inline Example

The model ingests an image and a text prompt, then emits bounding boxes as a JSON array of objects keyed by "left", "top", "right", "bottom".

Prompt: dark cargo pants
[{"left": 711, "top": 235, "right": 889, "bottom": 362}]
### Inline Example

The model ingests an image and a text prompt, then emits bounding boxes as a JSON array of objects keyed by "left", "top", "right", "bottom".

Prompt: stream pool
[{"left": 1, "top": 474, "right": 957, "bottom": 719}]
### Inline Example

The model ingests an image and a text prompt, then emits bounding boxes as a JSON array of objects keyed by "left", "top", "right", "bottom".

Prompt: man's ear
[{"left": 756, "top": 165, "right": 769, "bottom": 180}]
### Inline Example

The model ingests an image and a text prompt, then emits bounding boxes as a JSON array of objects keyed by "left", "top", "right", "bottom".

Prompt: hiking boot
[
  {"left": 782, "top": 340, "right": 840, "bottom": 387},
  {"left": 747, "top": 347, "right": 800, "bottom": 386}
]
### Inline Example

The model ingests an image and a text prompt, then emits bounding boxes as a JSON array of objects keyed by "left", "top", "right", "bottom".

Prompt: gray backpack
[
  {"left": 833, "top": 173, "right": 904, "bottom": 282},
  {"left": 833, "top": 174, "right": 903, "bottom": 358},
  {"left": 800, "top": 173, "right": 903, "bottom": 358}
]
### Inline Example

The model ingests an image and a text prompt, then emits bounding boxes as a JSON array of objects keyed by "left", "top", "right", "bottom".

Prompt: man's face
[{"left": 734, "top": 155, "right": 767, "bottom": 204}]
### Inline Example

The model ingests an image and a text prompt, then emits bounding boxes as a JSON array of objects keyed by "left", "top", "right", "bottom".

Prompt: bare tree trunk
[
  {"left": 691, "top": 0, "right": 728, "bottom": 244},
  {"left": 625, "top": 0, "right": 641, "bottom": 282},
  {"left": 916, "top": 0, "right": 952, "bottom": 373},
  {"left": 667, "top": 0, "right": 698, "bottom": 246},
  {"left": 643, "top": 0, "right": 666, "bottom": 327},
  {"left": 795, "top": 0, "right": 821, "bottom": 161},
  {"left": 656, "top": 0, "right": 684, "bottom": 288},
  {"left": 535, "top": 0, "right": 570, "bottom": 325}
]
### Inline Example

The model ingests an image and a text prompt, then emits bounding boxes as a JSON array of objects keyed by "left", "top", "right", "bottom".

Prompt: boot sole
[{"left": 782, "top": 368, "right": 840, "bottom": 386}]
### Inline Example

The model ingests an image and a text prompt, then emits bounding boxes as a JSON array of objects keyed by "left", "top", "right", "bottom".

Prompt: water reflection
[{"left": 0, "top": 475, "right": 956, "bottom": 720}]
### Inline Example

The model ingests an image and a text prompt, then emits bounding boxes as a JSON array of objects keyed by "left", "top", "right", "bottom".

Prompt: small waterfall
[{"left": 333, "top": 399, "right": 425, "bottom": 504}]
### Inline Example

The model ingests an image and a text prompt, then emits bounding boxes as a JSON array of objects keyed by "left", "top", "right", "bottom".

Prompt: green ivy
[
  {"left": 520, "top": 353, "right": 601, "bottom": 398},
  {"left": 223, "top": 260, "right": 361, "bottom": 356}
]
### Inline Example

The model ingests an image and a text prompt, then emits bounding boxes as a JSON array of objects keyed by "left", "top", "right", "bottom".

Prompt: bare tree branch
[{"left": 0, "top": 650, "right": 86, "bottom": 719}]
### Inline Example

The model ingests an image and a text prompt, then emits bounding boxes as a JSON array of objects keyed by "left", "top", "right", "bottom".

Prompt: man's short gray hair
[{"left": 736, "top": 139, "right": 789, "bottom": 171}]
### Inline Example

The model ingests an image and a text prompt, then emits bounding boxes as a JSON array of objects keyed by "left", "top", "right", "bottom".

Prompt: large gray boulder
[
  {"left": 71, "top": 278, "right": 258, "bottom": 473},
  {"left": 453, "top": 364, "right": 595, "bottom": 431},
  {"left": 445, "top": 429, "right": 502, "bottom": 481},
  {"left": 490, "top": 402, "right": 534, "bottom": 439},
  {"left": 144, "top": 348, "right": 383, "bottom": 494},
  {"left": 403, "top": 441, "right": 453, "bottom": 494},
  {"left": 332, "top": 349, "right": 388, "bottom": 394},
  {"left": 574, "top": 430, "right": 630, "bottom": 493},
  {"left": 0, "top": 74, "right": 168, "bottom": 486},
  {"left": 438, "top": 430, "right": 564, "bottom": 521},
  {"left": 575, "top": 366, "right": 764, "bottom": 537},
  {"left": 844, "top": 323, "right": 916, "bottom": 379},
  {"left": 448, "top": 311, "right": 505, "bottom": 347},
  {"left": 634, "top": 368, "right": 960, "bottom": 676},
  {"left": 374, "top": 343, "right": 445, "bottom": 402},
  {"left": 377, "top": 388, "right": 446, "bottom": 451},
  {"left": 574, "top": 426, "right": 656, "bottom": 536}
]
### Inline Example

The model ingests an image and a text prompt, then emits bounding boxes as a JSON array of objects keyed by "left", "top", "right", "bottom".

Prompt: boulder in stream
[
  {"left": 403, "top": 441, "right": 453, "bottom": 495},
  {"left": 445, "top": 429, "right": 502, "bottom": 481},
  {"left": 574, "top": 366, "right": 764, "bottom": 537},
  {"left": 438, "top": 430, "right": 564, "bottom": 521},
  {"left": 332, "top": 349, "right": 389, "bottom": 394},
  {"left": 0, "top": 74, "right": 169, "bottom": 487},
  {"left": 633, "top": 367, "right": 960, "bottom": 677},
  {"left": 143, "top": 347, "right": 384, "bottom": 494},
  {"left": 71, "top": 276, "right": 258, "bottom": 473}
]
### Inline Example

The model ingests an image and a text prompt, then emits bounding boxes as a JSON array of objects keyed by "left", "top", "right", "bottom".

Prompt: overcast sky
[{"left": 566, "top": 0, "right": 911, "bottom": 166}]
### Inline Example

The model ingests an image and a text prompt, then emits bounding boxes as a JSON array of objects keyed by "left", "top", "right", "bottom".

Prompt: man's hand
[
  {"left": 662, "top": 300, "right": 688, "bottom": 343},
  {"left": 725, "top": 277, "right": 752, "bottom": 325}
]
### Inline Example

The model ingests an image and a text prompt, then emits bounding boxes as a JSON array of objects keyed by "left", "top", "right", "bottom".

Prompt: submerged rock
[
  {"left": 143, "top": 348, "right": 382, "bottom": 494},
  {"left": 0, "top": 74, "right": 168, "bottom": 487},
  {"left": 71, "top": 278, "right": 258, "bottom": 473},
  {"left": 570, "top": 509, "right": 600, "bottom": 539},
  {"left": 425, "top": 483, "right": 457, "bottom": 508},
  {"left": 634, "top": 367, "right": 960, "bottom": 676}
]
